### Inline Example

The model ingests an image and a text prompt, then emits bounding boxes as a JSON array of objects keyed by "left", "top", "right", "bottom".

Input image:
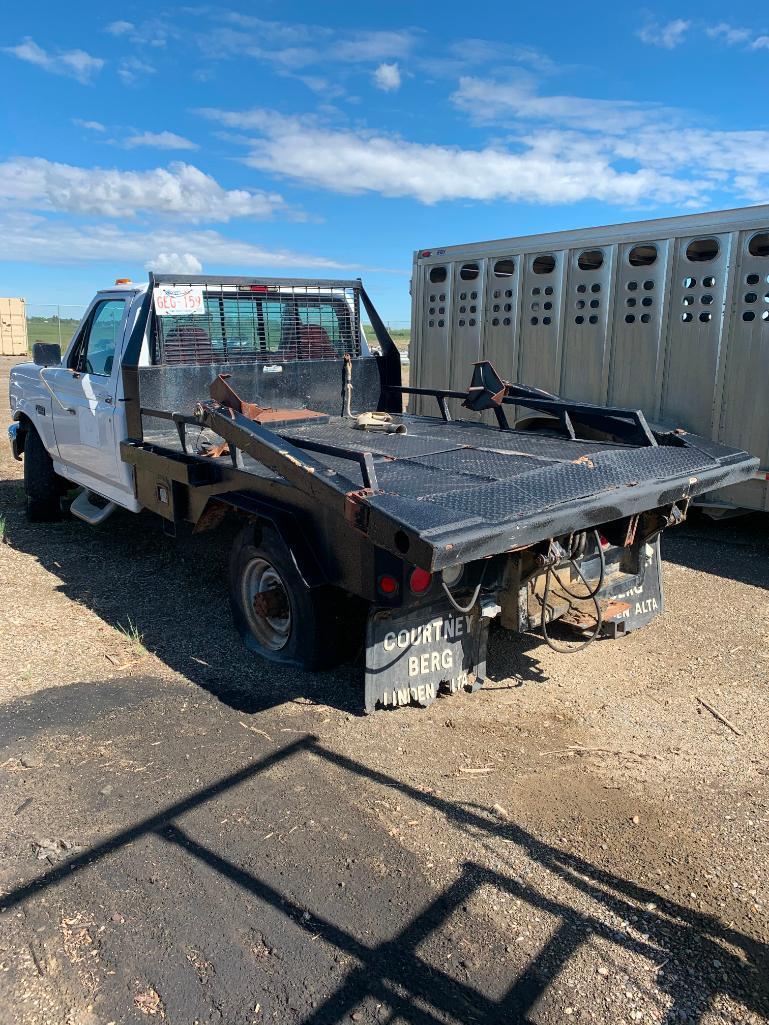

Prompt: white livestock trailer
[{"left": 409, "top": 204, "right": 769, "bottom": 512}]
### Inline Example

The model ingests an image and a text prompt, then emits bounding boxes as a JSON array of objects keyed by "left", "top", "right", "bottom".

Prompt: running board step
[{"left": 70, "top": 490, "right": 116, "bottom": 526}]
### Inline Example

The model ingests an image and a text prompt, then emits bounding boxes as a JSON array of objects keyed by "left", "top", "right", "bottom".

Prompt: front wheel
[
  {"left": 23, "top": 424, "right": 65, "bottom": 522},
  {"left": 228, "top": 523, "right": 362, "bottom": 670}
]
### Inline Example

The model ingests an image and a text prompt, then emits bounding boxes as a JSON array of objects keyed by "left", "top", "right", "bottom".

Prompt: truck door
[{"left": 49, "top": 297, "right": 128, "bottom": 487}]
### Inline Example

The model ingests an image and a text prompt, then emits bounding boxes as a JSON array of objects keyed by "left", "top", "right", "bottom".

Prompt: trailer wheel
[
  {"left": 229, "top": 524, "right": 354, "bottom": 670},
  {"left": 23, "top": 424, "right": 64, "bottom": 522}
]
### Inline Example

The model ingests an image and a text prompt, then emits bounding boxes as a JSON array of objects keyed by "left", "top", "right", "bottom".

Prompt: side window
[{"left": 75, "top": 299, "right": 125, "bottom": 376}]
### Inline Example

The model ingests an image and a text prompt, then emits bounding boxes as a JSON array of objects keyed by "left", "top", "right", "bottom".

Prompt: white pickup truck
[{"left": 8, "top": 273, "right": 758, "bottom": 711}]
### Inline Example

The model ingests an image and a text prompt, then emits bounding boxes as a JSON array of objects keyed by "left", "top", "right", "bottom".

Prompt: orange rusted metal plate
[{"left": 209, "top": 373, "right": 326, "bottom": 424}]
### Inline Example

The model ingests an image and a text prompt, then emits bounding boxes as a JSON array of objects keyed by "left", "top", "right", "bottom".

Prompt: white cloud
[
  {"left": 451, "top": 75, "right": 663, "bottom": 133},
  {"left": 123, "top": 131, "right": 199, "bottom": 151},
  {"left": 0, "top": 214, "right": 354, "bottom": 272},
  {"left": 705, "top": 23, "right": 753, "bottom": 46},
  {"left": 202, "top": 107, "right": 698, "bottom": 207},
  {"left": 0, "top": 157, "right": 292, "bottom": 223},
  {"left": 637, "top": 19, "right": 690, "bottom": 49},
  {"left": 105, "top": 20, "right": 134, "bottom": 36},
  {"left": 118, "top": 56, "right": 156, "bottom": 85},
  {"left": 73, "top": 118, "right": 106, "bottom": 132},
  {"left": 147, "top": 251, "right": 203, "bottom": 274},
  {"left": 195, "top": 19, "right": 417, "bottom": 73},
  {"left": 3, "top": 37, "right": 104, "bottom": 83},
  {"left": 373, "top": 62, "right": 401, "bottom": 92},
  {"left": 201, "top": 102, "right": 769, "bottom": 209}
]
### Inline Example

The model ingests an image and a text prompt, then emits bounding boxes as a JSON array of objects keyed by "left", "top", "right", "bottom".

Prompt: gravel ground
[{"left": 0, "top": 354, "right": 767, "bottom": 1025}]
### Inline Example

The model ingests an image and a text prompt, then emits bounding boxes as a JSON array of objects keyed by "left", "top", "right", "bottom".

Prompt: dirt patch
[{"left": 1, "top": 354, "right": 767, "bottom": 1024}]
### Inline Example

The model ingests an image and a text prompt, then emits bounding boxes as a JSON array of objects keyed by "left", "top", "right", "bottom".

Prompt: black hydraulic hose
[
  {"left": 556, "top": 530, "right": 606, "bottom": 601},
  {"left": 540, "top": 539, "right": 604, "bottom": 653},
  {"left": 441, "top": 562, "right": 488, "bottom": 615}
]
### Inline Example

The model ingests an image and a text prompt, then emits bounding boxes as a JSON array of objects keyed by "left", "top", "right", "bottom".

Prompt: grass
[
  {"left": 0, "top": 514, "right": 5, "bottom": 543},
  {"left": 26, "top": 317, "right": 81, "bottom": 349},
  {"left": 363, "top": 324, "right": 410, "bottom": 351},
  {"left": 116, "top": 617, "right": 147, "bottom": 661}
]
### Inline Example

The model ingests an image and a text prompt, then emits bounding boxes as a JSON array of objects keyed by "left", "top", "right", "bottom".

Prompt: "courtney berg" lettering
[{"left": 382, "top": 614, "right": 471, "bottom": 652}]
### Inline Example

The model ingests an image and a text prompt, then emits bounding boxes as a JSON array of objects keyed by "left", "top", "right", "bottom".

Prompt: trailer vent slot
[
  {"left": 628, "top": 245, "right": 657, "bottom": 267},
  {"left": 686, "top": 238, "right": 719, "bottom": 262},
  {"left": 578, "top": 249, "right": 604, "bottom": 270},
  {"left": 429, "top": 266, "right": 448, "bottom": 283},
  {"left": 748, "top": 232, "right": 769, "bottom": 257},
  {"left": 459, "top": 263, "right": 480, "bottom": 281},
  {"left": 493, "top": 258, "right": 516, "bottom": 277},
  {"left": 532, "top": 254, "right": 556, "bottom": 274}
]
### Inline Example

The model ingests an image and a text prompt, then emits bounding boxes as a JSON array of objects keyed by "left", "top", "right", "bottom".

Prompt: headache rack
[{"left": 150, "top": 276, "right": 363, "bottom": 365}]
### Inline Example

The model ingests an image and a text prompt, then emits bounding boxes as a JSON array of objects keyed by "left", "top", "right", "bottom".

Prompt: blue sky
[{"left": 1, "top": 1, "right": 768, "bottom": 321}]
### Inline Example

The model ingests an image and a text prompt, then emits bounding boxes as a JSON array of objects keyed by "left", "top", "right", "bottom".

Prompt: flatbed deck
[{"left": 141, "top": 409, "right": 754, "bottom": 569}]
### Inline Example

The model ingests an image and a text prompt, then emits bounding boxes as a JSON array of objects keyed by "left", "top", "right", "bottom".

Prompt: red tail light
[
  {"left": 377, "top": 574, "right": 399, "bottom": 596},
  {"left": 409, "top": 568, "right": 432, "bottom": 594}
]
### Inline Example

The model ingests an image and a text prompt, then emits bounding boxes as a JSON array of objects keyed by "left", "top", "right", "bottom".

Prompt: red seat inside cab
[
  {"left": 292, "top": 324, "right": 339, "bottom": 359},
  {"left": 163, "top": 324, "right": 215, "bottom": 364}
]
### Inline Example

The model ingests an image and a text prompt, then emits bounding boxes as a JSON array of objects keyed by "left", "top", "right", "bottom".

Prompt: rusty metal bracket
[
  {"left": 209, "top": 373, "right": 328, "bottom": 426},
  {"left": 345, "top": 488, "right": 376, "bottom": 533}
]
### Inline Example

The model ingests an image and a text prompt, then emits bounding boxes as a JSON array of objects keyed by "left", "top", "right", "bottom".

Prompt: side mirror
[{"left": 32, "top": 342, "right": 62, "bottom": 367}]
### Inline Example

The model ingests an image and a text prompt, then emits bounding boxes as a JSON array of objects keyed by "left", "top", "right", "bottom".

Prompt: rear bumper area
[{"left": 363, "top": 535, "right": 665, "bottom": 711}]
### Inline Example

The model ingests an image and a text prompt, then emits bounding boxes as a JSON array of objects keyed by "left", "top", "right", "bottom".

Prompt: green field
[
  {"left": 26, "top": 317, "right": 81, "bottom": 348},
  {"left": 363, "top": 324, "right": 410, "bottom": 350},
  {"left": 25, "top": 317, "right": 410, "bottom": 353}
]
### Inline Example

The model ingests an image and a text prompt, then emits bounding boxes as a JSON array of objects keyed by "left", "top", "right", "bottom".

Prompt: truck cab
[{"left": 10, "top": 278, "right": 373, "bottom": 516}]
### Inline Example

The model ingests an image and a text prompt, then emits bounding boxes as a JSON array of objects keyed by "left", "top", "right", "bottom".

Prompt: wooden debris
[{"left": 696, "top": 697, "right": 743, "bottom": 737}]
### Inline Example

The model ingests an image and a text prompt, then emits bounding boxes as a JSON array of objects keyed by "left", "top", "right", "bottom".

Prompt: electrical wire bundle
[{"left": 540, "top": 530, "right": 606, "bottom": 653}]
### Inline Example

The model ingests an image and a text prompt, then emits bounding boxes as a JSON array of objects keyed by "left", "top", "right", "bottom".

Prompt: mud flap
[
  {"left": 600, "top": 537, "right": 664, "bottom": 636},
  {"left": 364, "top": 600, "right": 490, "bottom": 713}
]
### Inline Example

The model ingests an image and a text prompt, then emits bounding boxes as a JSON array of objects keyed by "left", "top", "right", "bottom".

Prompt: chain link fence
[{"left": 25, "top": 304, "right": 87, "bottom": 349}]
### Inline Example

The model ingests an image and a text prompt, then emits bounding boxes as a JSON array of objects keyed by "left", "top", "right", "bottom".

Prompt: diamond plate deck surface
[{"left": 143, "top": 411, "right": 747, "bottom": 536}]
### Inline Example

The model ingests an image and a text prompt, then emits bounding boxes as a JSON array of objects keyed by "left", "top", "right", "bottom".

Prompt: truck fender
[{"left": 11, "top": 394, "right": 57, "bottom": 456}]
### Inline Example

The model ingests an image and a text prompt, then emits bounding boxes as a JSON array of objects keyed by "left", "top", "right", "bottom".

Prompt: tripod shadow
[{"left": 2, "top": 735, "right": 765, "bottom": 1024}]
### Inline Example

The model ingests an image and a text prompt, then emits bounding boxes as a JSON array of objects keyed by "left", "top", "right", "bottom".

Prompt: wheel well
[
  {"left": 193, "top": 499, "right": 326, "bottom": 587},
  {"left": 13, "top": 412, "right": 32, "bottom": 455}
]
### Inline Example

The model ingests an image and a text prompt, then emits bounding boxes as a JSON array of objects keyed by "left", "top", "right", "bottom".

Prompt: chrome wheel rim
[{"left": 241, "top": 557, "right": 292, "bottom": 651}]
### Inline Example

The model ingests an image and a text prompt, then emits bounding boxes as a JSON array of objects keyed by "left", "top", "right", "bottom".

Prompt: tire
[
  {"left": 228, "top": 523, "right": 362, "bottom": 670},
  {"left": 23, "top": 425, "right": 63, "bottom": 522}
]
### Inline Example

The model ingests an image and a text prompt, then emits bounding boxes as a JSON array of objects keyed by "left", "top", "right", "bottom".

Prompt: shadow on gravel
[
  {"left": 661, "top": 509, "right": 769, "bottom": 590},
  {"left": 0, "top": 481, "right": 362, "bottom": 715},
  {"left": 2, "top": 735, "right": 766, "bottom": 1025},
  {"left": 0, "top": 477, "right": 550, "bottom": 713}
]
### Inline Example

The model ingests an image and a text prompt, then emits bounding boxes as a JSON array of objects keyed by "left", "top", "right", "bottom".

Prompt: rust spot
[
  {"left": 603, "top": 601, "right": 631, "bottom": 620},
  {"left": 209, "top": 373, "right": 326, "bottom": 425},
  {"left": 199, "top": 441, "right": 229, "bottom": 459},
  {"left": 344, "top": 488, "right": 375, "bottom": 533},
  {"left": 572, "top": 455, "right": 595, "bottom": 468},
  {"left": 253, "top": 587, "right": 289, "bottom": 620}
]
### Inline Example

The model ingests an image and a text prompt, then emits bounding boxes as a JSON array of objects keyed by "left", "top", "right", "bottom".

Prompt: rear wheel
[
  {"left": 228, "top": 523, "right": 362, "bottom": 670},
  {"left": 23, "top": 425, "right": 64, "bottom": 522}
]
